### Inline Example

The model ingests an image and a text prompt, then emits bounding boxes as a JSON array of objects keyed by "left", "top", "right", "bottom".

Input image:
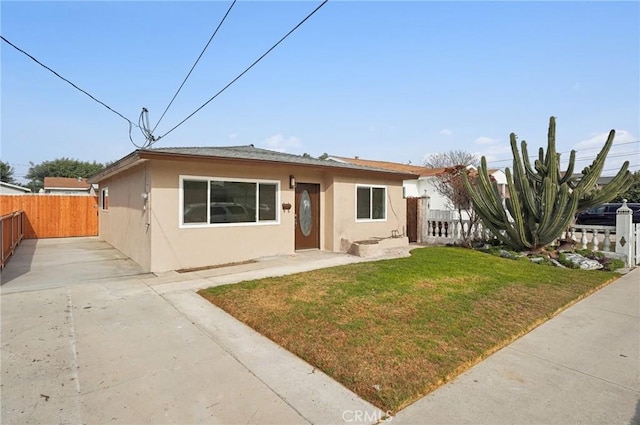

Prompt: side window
[
  {"left": 356, "top": 185, "right": 386, "bottom": 221},
  {"left": 100, "top": 188, "right": 109, "bottom": 211}
]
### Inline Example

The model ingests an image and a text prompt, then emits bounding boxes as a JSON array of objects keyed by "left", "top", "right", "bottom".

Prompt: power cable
[
  {"left": 575, "top": 151, "right": 639, "bottom": 162},
  {"left": 485, "top": 140, "right": 639, "bottom": 166},
  {"left": 1, "top": 35, "right": 138, "bottom": 129},
  {"left": 155, "top": 0, "right": 328, "bottom": 143},
  {"left": 151, "top": 0, "right": 237, "bottom": 135}
]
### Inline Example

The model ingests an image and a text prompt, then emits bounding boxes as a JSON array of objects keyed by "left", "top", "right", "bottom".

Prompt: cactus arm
[
  {"left": 536, "top": 177, "right": 557, "bottom": 232},
  {"left": 503, "top": 168, "right": 533, "bottom": 249},
  {"left": 538, "top": 187, "right": 579, "bottom": 245},
  {"left": 468, "top": 157, "right": 504, "bottom": 219},
  {"left": 545, "top": 117, "right": 559, "bottom": 184},
  {"left": 559, "top": 150, "right": 576, "bottom": 186},
  {"left": 512, "top": 138, "right": 541, "bottom": 222},
  {"left": 521, "top": 139, "right": 543, "bottom": 184},
  {"left": 574, "top": 130, "right": 616, "bottom": 193},
  {"left": 578, "top": 164, "right": 632, "bottom": 209}
]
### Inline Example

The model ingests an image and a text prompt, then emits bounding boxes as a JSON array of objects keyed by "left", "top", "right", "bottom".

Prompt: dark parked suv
[{"left": 575, "top": 203, "right": 640, "bottom": 226}]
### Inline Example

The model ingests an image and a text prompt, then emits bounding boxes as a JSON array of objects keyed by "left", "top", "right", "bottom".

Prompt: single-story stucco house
[{"left": 89, "top": 145, "right": 416, "bottom": 273}]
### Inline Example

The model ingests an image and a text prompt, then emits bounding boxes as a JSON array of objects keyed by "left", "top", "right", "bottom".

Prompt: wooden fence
[
  {"left": 1, "top": 210, "right": 25, "bottom": 268},
  {"left": 0, "top": 195, "right": 98, "bottom": 239}
]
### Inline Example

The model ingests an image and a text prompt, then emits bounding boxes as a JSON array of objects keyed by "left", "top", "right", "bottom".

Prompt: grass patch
[{"left": 198, "top": 246, "right": 617, "bottom": 413}]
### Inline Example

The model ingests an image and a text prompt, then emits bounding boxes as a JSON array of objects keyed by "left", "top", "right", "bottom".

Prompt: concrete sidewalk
[{"left": 2, "top": 237, "right": 638, "bottom": 424}]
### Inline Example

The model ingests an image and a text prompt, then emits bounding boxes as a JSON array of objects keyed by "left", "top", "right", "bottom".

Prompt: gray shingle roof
[
  {"left": 143, "top": 145, "right": 414, "bottom": 175},
  {"left": 90, "top": 145, "right": 418, "bottom": 183}
]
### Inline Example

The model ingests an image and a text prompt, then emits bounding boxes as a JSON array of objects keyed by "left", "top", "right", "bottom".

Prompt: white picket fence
[{"left": 422, "top": 209, "right": 639, "bottom": 265}]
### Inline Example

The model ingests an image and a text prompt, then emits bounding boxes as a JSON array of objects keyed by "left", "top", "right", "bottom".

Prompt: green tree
[
  {"left": 25, "top": 158, "right": 107, "bottom": 193},
  {"left": 0, "top": 161, "right": 16, "bottom": 184},
  {"left": 463, "top": 116, "right": 632, "bottom": 252},
  {"left": 615, "top": 170, "right": 640, "bottom": 203}
]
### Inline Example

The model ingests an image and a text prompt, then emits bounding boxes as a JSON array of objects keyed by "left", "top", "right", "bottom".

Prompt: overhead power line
[
  {"left": 155, "top": 0, "right": 329, "bottom": 142},
  {"left": 152, "top": 0, "right": 237, "bottom": 134},
  {"left": 485, "top": 140, "right": 639, "bottom": 166},
  {"left": 1, "top": 35, "right": 138, "bottom": 129}
]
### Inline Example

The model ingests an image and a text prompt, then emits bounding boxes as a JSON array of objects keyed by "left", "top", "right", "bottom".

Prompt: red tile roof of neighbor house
[
  {"left": 329, "top": 156, "right": 446, "bottom": 177},
  {"left": 43, "top": 177, "right": 91, "bottom": 189}
]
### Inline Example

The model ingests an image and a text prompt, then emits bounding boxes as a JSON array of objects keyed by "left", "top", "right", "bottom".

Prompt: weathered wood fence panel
[{"left": 0, "top": 195, "right": 98, "bottom": 239}]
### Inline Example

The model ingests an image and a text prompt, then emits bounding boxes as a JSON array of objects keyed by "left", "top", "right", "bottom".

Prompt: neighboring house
[
  {"left": 88, "top": 145, "right": 414, "bottom": 273},
  {"left": 43, "top": 177, "right": 96, "bottom": 195},
  {"left": 0, "top": 182, "right": 31, "bottom": 194},
  {"left": 486, "top": 168, "right": 508, "bottom": 199},
  {"left": 330, "top": 156, "right": 509, "bottom": 208},
  {"left": 328, "top": 155, "right": 449, "bottom": 207}
]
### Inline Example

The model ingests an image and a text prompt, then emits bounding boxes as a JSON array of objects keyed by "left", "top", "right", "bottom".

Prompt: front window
[
  {"left": 181, "top": 177, "right": 278, "bottom": 226},
  {"left": 356, "top": 185, "right": 386, "bottom": 221}
]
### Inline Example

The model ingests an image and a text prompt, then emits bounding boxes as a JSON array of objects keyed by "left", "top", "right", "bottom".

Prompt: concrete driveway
[{"left": 1, "top": 238, "right": 384, "bottom": 425}]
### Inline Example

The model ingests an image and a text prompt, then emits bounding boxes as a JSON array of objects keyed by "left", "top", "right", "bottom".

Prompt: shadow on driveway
[{"left": 1, "top": 238, "right": 36, "bottom": 285}]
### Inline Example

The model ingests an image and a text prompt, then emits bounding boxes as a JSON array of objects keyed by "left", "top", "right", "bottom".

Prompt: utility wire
[
  {"left": 485, "top": 140, "right": 639, "bottom": 166},
  {"left": 152, "top": 0, "right": 237, "bottom": 134},
  {"left": 156, "top": 0, "right": 328, "bottom": 142},
  {"left": 1, "top": 35, "right": 138, "bottom": 128},
  {"left": 575, "top": 151, "right": 639, "bottom": 161}
]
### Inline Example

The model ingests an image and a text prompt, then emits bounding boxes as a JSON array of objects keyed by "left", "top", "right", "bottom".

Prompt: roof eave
[
  {"left": 136, "top": 150, "right": 417, "bottom": 180},
  {"left": 88, "top": 151, "right": 146, "bottom": 183}
]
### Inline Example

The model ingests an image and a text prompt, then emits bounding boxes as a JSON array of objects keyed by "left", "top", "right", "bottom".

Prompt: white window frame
[
  {"left": 355, "top": 184, "right": 387, "bottom": 222},
  {"left": 179, "top": 175, "right": 280, "bottom": 228},
  {"left": 100, "top": 187, "right": 109, "bottom": 211}
]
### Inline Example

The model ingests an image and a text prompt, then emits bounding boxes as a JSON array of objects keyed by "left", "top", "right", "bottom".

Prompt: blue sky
[{"left": 2, "top": 1, "right": 639, "bottom": 183}]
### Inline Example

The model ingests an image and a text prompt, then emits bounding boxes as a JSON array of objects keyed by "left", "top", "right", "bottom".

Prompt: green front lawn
[{"left": 199, "top": 247, "right": 616, "bottom": 413}]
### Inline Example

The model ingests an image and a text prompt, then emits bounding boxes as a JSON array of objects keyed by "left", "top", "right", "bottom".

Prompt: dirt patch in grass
[{"left": 199, "top": 246, "right": 617, "bottom": 413}]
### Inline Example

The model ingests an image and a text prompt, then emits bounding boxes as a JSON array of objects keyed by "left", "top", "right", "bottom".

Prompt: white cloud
[
  {"left": 228, "top": 133, "right": 238, "bottom": 140},
  {"left": 474, "top": 136, "right": 496, "bottom": 145},
  {"left": 439, "top": 128, "right": 452, "bottom": 136},
  {"left": 476, "top": 144, "right": 513, "bottom": 166},
  {"left": 572, "top": 129, "right": 635, "bottom": 150},
  {"left": 261, "top": 134, "right": 301, "bottom": 152}
]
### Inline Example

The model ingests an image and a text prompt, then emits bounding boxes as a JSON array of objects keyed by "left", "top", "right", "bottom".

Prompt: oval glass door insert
[{"left": 299, "top": 190, "right": 312, "bottom": 237}]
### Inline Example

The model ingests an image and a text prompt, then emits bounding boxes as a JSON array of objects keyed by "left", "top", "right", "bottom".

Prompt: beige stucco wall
[
  {"left": 329, "top": 176, "right": 406, "bottom": 252},
  {"left": 148, "top": 160, "right": 306, "bottom": 272},
  {"left": 100, "top": 158, "right": 407, "bottom": 273},
  {"left": 98, "top": 163, "right": 152, "bottom": 271}
]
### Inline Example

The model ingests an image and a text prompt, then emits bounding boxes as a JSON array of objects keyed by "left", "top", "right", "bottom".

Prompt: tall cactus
[{"left": 463, "top": 116, "right": 632, "bottom": 251}]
